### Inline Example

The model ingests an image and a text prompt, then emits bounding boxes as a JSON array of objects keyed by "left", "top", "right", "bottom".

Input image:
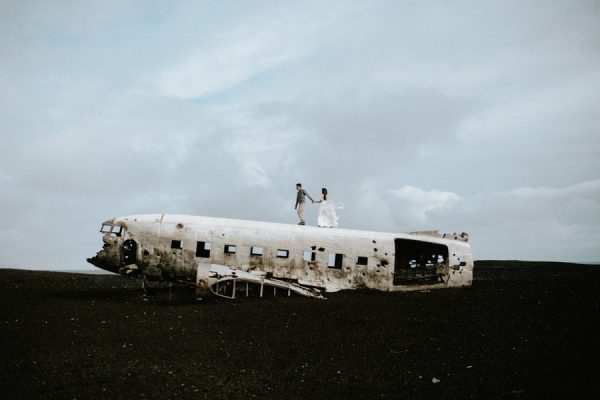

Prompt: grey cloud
[{"left": 428, "top": 180, "right": 600, "bottom": 262}]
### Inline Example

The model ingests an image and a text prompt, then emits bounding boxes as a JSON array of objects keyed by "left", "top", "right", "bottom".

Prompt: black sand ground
[{"left": 1, "top": 261, "right": 599, "bottom": 400}]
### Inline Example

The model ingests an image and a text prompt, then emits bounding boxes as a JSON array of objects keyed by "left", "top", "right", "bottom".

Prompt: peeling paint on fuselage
[{"left": 87, "top": 214, "right": 474, "bottom": 297}]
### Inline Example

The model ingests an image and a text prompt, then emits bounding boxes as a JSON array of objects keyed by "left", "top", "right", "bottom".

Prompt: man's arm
[{"left": 304, "top": 190, "right": 314, "bottom": 202}]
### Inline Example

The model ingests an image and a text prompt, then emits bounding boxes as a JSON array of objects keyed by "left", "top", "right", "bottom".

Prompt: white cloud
[
  {"left": 458, "top": 76, "right": 600, "bottom": 141},
  {"left": 224, "top": 111, "right": 300, "bottom": 187},
  {"left": 389, "top": 186, "right": 461, "bottom": 224},
  {"left": 440, "top": 180, "right": 600, "bottom": 262},
  {"left": 158, "top": 24, "right": 308, "bottom": 99}
]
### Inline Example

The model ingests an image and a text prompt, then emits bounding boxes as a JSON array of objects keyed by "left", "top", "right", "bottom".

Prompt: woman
[{"left": 315, "top": 188, "right": 338, "bottom": 228}]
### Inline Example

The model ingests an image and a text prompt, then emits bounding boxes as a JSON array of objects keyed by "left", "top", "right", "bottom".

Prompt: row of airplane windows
[{"left": 170, "top": 240, "right": 369, "bottom": 269}]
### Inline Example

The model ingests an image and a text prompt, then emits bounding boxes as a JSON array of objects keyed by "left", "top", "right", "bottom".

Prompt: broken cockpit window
[{"left": 100, "top": 224, "right": 122, "bottom": 237}]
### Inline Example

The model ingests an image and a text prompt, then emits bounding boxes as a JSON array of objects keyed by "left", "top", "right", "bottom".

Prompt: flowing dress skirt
[{"left": 317, "top": 201, "right": 338, "bottom": 228}]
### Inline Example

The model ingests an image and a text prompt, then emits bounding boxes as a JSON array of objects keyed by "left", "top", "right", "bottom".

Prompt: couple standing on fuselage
[{"left": 294, "top": 183, "right": 338, "bottom": 228}]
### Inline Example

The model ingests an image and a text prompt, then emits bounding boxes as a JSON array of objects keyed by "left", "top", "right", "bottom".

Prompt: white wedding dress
[{"left": 317, "top": 200, "right": 339, "bottom": 228}]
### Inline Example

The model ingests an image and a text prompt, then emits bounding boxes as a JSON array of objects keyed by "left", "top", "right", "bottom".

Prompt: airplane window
[
  {"left": 357, "top": 256, "right": 368, "bottom": 266},
  {"left": 251, "top": 246, "right": 263, "bottom": 256},
  {"left": 303, "top": 251, "right": 315, "bottom": 262},
  {"left": 277, "top": 249, "right": 289, "bottom": 258},
  {"left": 196, "top": 241, "right": 211, "bottom": 258},
  {"left": 328, "top": 253, "right": 343, "bottom": 269},
  {"left": 224, "top": 244, "right": 237, "bottom": 254},
  {"left": 101, "top": 225, "right": 123, "bottom": 237},
  {"left": 171, "top": 240, "right": 183, "bottom": 249}
]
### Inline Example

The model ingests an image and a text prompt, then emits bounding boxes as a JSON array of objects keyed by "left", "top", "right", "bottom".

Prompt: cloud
[
  {"left": 223, "top": 111, "right": 300, "bottom": 187},
  {"left": 439, "top": 180, "right": 600, "bottom": 262},
  {"left": 346, "top": 180, "right": 600, "bottom": 263},
  {"left": 458, "top": 76, "right": 600, "bottom": 142},
  {"left": 389, "top": 186, "right": 461, "bottom": 224},
  {"left": 390, "top": 186, "right": 461, "bottom": 208},
  {"left": 157, "top": 21, "right": 312, "bottom": 99}
]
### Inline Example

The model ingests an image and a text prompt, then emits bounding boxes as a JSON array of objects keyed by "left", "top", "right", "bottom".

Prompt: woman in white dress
[{"left": 315, "top": 188, "right": 338, "bottom": 228}]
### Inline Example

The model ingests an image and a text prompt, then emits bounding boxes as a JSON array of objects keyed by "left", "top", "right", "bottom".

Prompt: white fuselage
[{"left": 88, "top": 214, "right": 474, "bottom": 297}]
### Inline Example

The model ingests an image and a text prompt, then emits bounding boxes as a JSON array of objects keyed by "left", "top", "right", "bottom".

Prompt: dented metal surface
[{"left": 87, "top": 214, "right": 474, "bottom": 299}]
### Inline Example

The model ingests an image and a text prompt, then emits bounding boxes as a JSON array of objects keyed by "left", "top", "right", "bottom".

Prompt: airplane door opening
[
  {"left": 123, "top": 239, "right": 137, "bottom": 265},
  {"left": 393, "top": 238, "right": 449, "bottom": 285}
]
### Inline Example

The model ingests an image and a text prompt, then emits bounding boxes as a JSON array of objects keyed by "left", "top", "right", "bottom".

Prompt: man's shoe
[{"left": 298, "top": 221, "right": 305, "bottom": 225}]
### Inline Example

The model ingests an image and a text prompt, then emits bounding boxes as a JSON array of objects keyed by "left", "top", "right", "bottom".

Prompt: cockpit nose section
[
  {"left": 87, "top": 245, "right": 121, "bottom": 273},
  {"left": 86, "top": 219, "right": 128, "bottom": 274}
]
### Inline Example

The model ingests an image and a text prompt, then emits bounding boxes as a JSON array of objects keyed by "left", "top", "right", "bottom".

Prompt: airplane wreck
[{"left": 87, "top": 214, "right": 473, "bottom": 299}]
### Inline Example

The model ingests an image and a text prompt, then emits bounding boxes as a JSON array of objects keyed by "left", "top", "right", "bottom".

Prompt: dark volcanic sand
[{"left": 1, "top": 261, "right": 599, "bottom": 400}]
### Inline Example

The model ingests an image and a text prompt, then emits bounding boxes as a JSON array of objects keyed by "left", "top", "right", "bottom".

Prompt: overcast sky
[{"left": 1, "top": 0, "right": 599, "bottom": 269}]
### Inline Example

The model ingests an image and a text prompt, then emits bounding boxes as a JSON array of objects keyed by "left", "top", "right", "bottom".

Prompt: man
[{"left": 295, "top": 183, "right": 314, "bottom": 225}]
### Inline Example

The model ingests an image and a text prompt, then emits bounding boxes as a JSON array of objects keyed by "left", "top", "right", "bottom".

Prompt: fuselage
[{"left": 87, "top": 214, "right": 473, "bottom": 297}]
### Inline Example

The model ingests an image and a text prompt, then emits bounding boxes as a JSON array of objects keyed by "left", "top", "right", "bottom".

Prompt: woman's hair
[{"left": 321, "top": 188, "right": 328, "bottom": 200}]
